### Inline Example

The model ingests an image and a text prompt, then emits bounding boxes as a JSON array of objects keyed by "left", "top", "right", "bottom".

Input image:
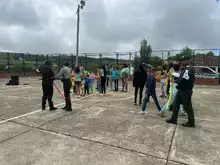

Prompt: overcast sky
[{"left": 0, "top": 0, "right": 220, "bottom": 55}]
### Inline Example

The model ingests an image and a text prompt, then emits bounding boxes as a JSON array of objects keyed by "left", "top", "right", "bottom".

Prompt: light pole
[{"left": 75, "top": 0, "right": 86, "bottom": 67}]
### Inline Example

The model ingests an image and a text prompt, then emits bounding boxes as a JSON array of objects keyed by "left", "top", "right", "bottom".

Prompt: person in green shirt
[
  {"left": 121, "top": 64, "right": 129, "bottom": 92},
  {"left": 112, "top": 66, "right": 119, "bottom": 91}
]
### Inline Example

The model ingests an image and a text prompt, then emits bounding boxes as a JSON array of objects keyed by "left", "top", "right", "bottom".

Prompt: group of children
[
  {"left": 70, "top": 64, "right": 130, "bottom": 98},
  {"left": 135, "top": 62, "right": 186, "bottom": 117}
]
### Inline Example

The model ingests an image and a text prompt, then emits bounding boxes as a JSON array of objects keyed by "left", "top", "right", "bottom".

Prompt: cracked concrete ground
[{"left": 0, "top": 78, "right": 219, "bottom": 165}]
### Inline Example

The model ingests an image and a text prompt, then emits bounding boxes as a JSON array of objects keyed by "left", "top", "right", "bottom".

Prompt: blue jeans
[
  {"left": 114, "top": 79, "right": 118, "bottom": 91},
  {"left": 97, "top": 80, "right": 101, "bottom": 94},
  {"left": 161, "top": 93, "right": 176, "bottom": 111},
  {"left": 142, "top": 91, "right": 161, "bottom": 112},
  {"left": 160, "top": 81, "right": 165, "bottom": 96}
]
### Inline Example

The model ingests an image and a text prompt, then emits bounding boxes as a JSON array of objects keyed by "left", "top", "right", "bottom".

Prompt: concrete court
[{"left": 0, "top": 77, "right": 220, "bottom": 165}]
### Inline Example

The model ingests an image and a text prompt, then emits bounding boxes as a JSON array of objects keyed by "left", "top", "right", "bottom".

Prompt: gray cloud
[{"left": 0, "top": 0, "right": 220, "bottom": 55}]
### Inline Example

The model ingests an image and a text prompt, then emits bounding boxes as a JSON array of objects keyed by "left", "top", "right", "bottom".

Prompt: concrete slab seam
[
  {"left": 37, "top": 127, "right": 167, "bottom": 161},
  {"left": 166, "top": 125, "right": 178, "bottom": 165},
  {"left": 0, "top": 91, "right": 102, "bottom": 125},
  {"left": 0, "top": 128, "right": 34, "bottom": 145}
]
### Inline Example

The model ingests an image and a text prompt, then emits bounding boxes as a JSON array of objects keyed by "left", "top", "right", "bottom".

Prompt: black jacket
[
  {"left": 133, "top": 70, "right": 147, "bottom": 87},
  {"left": 38, "top": 63, "right": 55, "bottom": 84},
  {"left": 176, "top": 67, "right": 195, "bottom": 91}
]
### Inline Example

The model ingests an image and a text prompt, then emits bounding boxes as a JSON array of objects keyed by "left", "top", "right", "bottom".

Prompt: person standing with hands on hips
[{"left": 55, "top": 62, "right": 72, "bottom": 111}]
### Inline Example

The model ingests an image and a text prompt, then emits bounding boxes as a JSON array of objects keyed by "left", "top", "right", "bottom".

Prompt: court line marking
[
  {"left": 0, "top": 85, "right": 132, "bottom": 124},
  {"left": 0, "top": 93, "right": 96, "bottom": 125}
]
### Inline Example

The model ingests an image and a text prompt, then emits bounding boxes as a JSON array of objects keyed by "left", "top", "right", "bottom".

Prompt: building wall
[{"left": 195, "top": 77, "right": 219, "bottom": 85}]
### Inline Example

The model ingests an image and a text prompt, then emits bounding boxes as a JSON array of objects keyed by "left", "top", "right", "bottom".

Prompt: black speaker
[{"left": 10, "top": 76, "right": 19, "bottom": 85}]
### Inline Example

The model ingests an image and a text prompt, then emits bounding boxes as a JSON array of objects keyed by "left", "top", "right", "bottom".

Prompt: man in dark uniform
[
  {"left": 55, "top": 62, "right": 72, "bottom": 111},
  {"left": 37, "top": 61, "right": 57, "bottom": 111},
  {"left": 166, "top": 63, "right": 195, "bottom": 127}
]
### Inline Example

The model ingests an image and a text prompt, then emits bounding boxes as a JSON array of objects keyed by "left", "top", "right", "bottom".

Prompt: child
[
  {"left": 159, "top": 63, "right": 180, "bottom": 117},
  {"left": 84, "top": 74, "right": 90, "bottom": 95},
  {"left": 160, "top": 66, "right": 166, "bottom": 98},
  {"left": 96, "top": 69, "right": 102, "bottom": 95},
  {"left": 121, "top": 64, "right": 129, "bottom": 92},
  {"left": 71, "top": 72, "right": 76, "bottom": 94},
  {"left": 140, "top": 69, "right": 161, "bottom": 114},
  {"left": 89, "top": 73, "right": 95, "bottom": 94},
  {"left": 81, "top": 78, "right": 85, "bottom": 97},
  {"left": 112, "top": 66, "right": 119, "bottom": 91},
  {"left": 74, "top": 67, "right": 82, "bottom": 98}
]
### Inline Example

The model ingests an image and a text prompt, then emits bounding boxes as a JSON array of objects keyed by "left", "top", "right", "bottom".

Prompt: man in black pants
[
  {"left": 133, "top": 63, "right": 147, "bottom": 105},
  {"left": 166, "top": 64, "right": 195, "bottom": 127},
  {"left": 55, "top": 62, "right": 72, "bottom": 111},
  {"left": 37, "top": 61, "right": 57, "bottom": 111}
]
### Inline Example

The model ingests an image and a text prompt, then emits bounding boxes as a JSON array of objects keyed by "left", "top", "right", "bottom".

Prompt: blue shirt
[
  {"left": 146, "top": 75, "right": 156, "bottom": 94},
  {"left": 84, "top": 77, "right": 90, "bottom": 87}
]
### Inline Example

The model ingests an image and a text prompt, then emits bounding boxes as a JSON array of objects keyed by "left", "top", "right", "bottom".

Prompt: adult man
[
  {"left": 55, "top": 62, "right": 72, "bottom": 111},
  {"left": 166, "top": 63, "right": 195, "bottom": 127},
  {"left": 37, "top": 60, "right": 57, "bottom": 111}
]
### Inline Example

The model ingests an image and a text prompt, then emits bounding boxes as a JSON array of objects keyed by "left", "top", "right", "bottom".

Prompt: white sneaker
[
  {"left": 139, "top": 111, "right": 148, "bottom": 115},
  {"left": 159, "top": 111, "right": 165, "bottom": 117}
]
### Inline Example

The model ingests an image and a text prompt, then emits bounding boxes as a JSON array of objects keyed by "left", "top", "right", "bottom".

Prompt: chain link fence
[
  {"left": 0, "top": 49, "right": 219, "bottom": 78},
  {"left": 0, "top": 52, "right": 134, "bottom": 77}
]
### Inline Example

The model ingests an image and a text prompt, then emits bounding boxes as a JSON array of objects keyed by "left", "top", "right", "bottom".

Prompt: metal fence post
[
  {"left": 116, "top": 53, "right": 119, "bottom": 67},
  {"left": 35, "top": 55, "right": 38, "bottom": 70},
  {"left": 129, "top": 53, "right": 131, "bottom": 75},
  {"left": 99, "top": 53, "right": 102, "bottom": 67},
  {"left": 7, "top": 53, "right": 10, "bottom": 77},
  {"left": 58, "top": 54, "right": 61, "bottom": 71},
  {"left": 85, "top": 54, "right": 87, "bottom": 70},
  {"left": 22, "top": 53, "right": 25, "bottom": 76},
  {"left": 71, "top": 54, "right": 74, "bottom": 68}
]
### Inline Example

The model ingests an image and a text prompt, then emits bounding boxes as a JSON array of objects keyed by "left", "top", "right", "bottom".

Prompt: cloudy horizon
[{"left": 0, "top": 0, "right": 220, "bottom": 55}]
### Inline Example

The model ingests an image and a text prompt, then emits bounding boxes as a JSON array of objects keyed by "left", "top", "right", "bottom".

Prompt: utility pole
[{"left": 75, "top": 0, "right": 86, "bottom": 67}]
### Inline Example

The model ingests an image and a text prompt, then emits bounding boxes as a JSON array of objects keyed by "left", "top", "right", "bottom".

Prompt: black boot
[
  {"left": 65, "top": 107, "right": 72, "bottom": 111},
  {"left": 182, "top": 122, "right": 195, "bottom": 127},
  {"left": 50, "top": 107, "right": 57, "bottom": 111},
  {"left": 42, "top": 105, "right": 46, "bottom": 111},
  {"left": 166, "top": 118, "right": 177, "bottom": 125}
]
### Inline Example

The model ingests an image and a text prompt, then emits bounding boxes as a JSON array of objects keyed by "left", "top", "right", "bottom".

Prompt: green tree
[
  {"left": 206, "top": 51, "right": 214, "bottom": 56},
  {"left": 140, "top": 39, "right": 152, "bottom": 64},
  {"left": 168, "top": 47, "right": 195, "bottom": 61},
  {"left": 149, "top": 56, "right": 162, "bottom": 67}
]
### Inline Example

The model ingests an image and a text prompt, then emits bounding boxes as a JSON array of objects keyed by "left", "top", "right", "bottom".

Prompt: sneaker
[
  {"left": 179, "top": 112, "right": 187, "bottom": 116},
  {"left": 134, "top": 102, "right": 137, "bottom": 105},
  {"left": 159, "top": 111, "right": 165, "bottom": 117},
  {"left": 139, "top": 111, "right": 148, "bottom": 115},
  {"left": 42, "top": 107, "right": 46, "bottom": 111},
  {"left": 65, "top": 108, "right": 73, "bottom": 112},
  {"left": 166, "top": 118, "right": 177, "bottom": 125},
  {"left": 50, "top": 107, "right": 58, "bottom": 111},
  {"left": 182, "top": 122, "right": 195, "bottom": 127},
  {"left": 62, "top": 107, "right": 67, "bottom": 110}
]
